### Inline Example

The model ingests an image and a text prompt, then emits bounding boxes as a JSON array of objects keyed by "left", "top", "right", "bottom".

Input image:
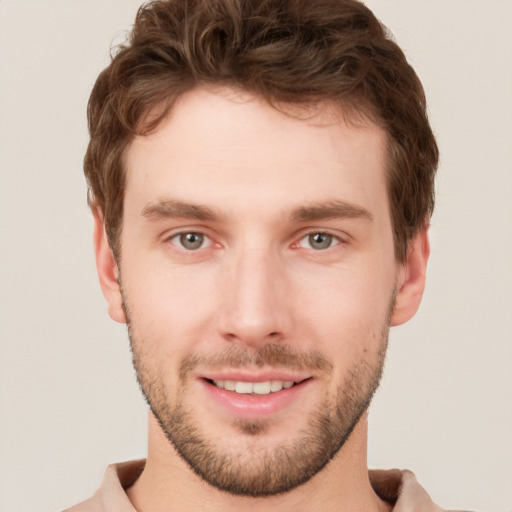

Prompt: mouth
[
  {"left": 199, "top": 373, "right": 313, "bottom": 419},
  {"left": 205, "top": 378, "right": 302, "bottom": 395}
]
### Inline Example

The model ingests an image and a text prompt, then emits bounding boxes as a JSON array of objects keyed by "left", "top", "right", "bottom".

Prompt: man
[{"left": 65, "top": 0, "right": 459, "bottom": 510}]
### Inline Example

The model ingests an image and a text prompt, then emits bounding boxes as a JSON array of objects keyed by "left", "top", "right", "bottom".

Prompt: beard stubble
[{"left": 124, "top": 293, "right": 393, "bottom": 497}]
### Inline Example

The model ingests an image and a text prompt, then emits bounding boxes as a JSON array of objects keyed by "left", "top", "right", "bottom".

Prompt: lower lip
[{"left": 200, "top": 379, "right": 311, "bottom": 419}]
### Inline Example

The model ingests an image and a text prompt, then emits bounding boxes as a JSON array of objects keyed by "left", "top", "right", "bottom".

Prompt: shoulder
[
  {"left": 62, "top": 494, "right": 103, "bottom": 512},
  {"left": 62, "top": 460, "right": 144, "bottom": 512},
  {"left": 370, "top": 468, "right": 474, "bottom": 512}
]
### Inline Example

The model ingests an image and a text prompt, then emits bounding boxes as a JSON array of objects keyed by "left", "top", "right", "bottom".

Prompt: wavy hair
[{"left": 85, "top": 0, "right": 438, "bottom": 262}]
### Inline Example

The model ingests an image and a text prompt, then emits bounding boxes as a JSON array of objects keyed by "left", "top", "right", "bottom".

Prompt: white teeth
[
  {"left": 224, "top": 380, "right": 236, "bottom": 391},
  {"left": 212, "top": 379, "right": 296, "bottom": 394},
  {"left": 270, "top": 380, "right": 283, "bottom": 392},
  {"left": 252, "top": 381, "right": 271, "bottom": 395},
  {"left": 235, "top": 381, "right": 253, "bottom": 394}
]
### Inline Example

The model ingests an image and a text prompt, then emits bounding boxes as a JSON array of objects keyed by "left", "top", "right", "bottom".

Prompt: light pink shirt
[{"left": 64, "top": 460, "right": 467, "bottom": 512}]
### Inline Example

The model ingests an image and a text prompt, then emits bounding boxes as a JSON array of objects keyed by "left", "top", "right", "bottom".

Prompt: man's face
[{"left": 103, "top": 87, "right": 412, "bottom": 496}]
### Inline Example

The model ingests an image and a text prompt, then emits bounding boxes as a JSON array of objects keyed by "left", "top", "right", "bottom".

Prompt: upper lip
[{"left": 199, "top": 370, "right": 311, "bottom": 383}]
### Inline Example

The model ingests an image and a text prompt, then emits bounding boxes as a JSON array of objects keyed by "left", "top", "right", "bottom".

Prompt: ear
[
  {"left": 391, "top": 227, "right": 430, "bottom": 326},
  {"left": 93, "top": 209, "right": 127, "bottom": 324}
]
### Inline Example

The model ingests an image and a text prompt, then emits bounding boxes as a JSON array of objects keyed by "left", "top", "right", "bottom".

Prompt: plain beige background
[{"left": 0, "top": 1, "right": 511, "bottom": 511}]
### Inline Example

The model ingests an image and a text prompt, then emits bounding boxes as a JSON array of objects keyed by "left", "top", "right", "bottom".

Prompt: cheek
[
  {"left": 121, "top": 261, "right": 220, "bottom": 350},
  {"left": 296, "top": 261, "right": 394, "bottom": 323},
  {"left": 294, "top": 265, "right": 393, "bottom": 369}
]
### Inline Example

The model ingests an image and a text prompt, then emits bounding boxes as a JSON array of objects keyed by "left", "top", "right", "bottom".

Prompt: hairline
[{"left": 100, "top": 86, "right": 409, "bottom": 263}]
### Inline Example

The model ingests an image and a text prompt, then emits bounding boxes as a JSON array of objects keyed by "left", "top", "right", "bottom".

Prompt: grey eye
[
  {"left": 306, "top": 233, "right": 334, "bottom": 250},
  {"left": 178, "top": 232, "right": 205, "bottom": 250}
]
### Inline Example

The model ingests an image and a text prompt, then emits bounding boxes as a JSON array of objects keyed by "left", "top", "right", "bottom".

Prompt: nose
[{"left": 217, "top": 247, "right": 293, "bottom": 347}]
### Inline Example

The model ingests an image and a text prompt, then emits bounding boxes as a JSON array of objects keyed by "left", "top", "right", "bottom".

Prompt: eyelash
[
  {"left": 167, "top": 231, "right": 213, "bottom": 251},
  {"left": 166, "top": 229, "right": 343, "bottom": 253},
  {"left": 296, "top": 232, "right": 342, "bottom": 251}
]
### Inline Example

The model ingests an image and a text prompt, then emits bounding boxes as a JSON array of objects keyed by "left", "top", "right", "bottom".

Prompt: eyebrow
[
  {"left": 141, "top": 200, "right": 219, "bottom": 221},
  {"left": 141, "top": 198, "right": 372, "bottom": 224},
  {"left": 291, "top": 200, "right": 373, "bottom": 223}
]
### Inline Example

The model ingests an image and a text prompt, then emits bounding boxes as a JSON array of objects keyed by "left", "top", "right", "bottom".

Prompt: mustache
[{"left": 179, "top": 344, "right": 333, "bottom": 380}]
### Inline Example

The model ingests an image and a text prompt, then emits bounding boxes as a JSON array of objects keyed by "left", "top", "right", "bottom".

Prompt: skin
[{"left": 94, "top": 87, "right": 429, "bottom": 512}]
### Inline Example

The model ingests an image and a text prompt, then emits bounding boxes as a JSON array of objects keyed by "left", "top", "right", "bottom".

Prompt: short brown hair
[{"left": 85, "top": 0, "right": 438, "bottom": 262}]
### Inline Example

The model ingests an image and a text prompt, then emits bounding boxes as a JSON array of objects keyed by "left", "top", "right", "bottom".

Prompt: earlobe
[
  {"left": 390, "top": 227, "right": 430, "bottom": 327},
  {"left": 92, "top": 209, "right": 127, "bottom": 324}
]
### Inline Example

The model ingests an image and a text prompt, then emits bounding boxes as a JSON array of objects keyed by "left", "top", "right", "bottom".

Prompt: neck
[{"left": 126, "top": 412, "right": 391, "bottom": 512}]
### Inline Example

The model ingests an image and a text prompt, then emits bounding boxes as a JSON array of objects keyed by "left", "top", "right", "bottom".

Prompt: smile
[
  {"left": 200, "top": 375, "right": 312, "bottom": 418},
  {"left": 210, "top": 379, "right": 296, "bottom": 395}
]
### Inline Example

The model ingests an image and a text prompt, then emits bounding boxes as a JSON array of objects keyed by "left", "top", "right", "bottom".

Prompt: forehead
[{"left": 123, "top": 87, "right": 388, "bottom": 219}]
